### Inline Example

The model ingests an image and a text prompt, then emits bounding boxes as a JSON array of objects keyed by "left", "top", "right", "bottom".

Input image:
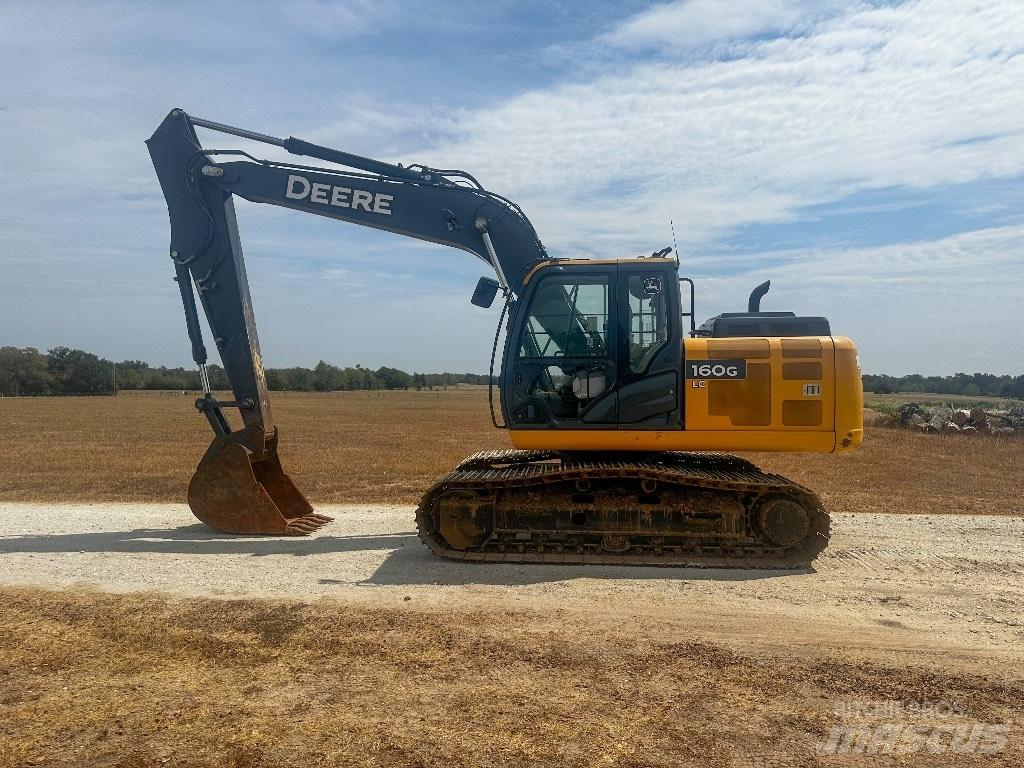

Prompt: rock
[
  {"left": 898, "top": 402, "right": 927, "bottom": 427},
  {"left": 929, "top": 404, "right": 954, "bottom": 431},
  {"left": 1007, "top": 407, "right": 1024, "bottom": 429},
  {"left": 952, "top": 409, "right": 970, "bottom": 427}
]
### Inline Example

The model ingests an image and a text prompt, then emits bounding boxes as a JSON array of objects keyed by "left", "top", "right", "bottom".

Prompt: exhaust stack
[{"left": 748, "top": 280, "right": 771, "bottom": 313}]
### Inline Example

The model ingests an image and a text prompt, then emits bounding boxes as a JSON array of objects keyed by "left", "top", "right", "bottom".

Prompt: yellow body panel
[
  {"left": 510, "top": 335, "right": 864, "bottom": 455},
  {"left": 832, "top": 336, "right": 864, "bottom": 450}
]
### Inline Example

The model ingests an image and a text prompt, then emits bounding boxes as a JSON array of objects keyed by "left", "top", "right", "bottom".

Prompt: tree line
[
  {"left": 2, "top": 345, "right": 1022, "bottom": 399},
  {"left": 0, "top": 346, "right": 493, "bottom": 396},
  {"left": 861, "top": 372, "right": 1024, "bottom": 399}
]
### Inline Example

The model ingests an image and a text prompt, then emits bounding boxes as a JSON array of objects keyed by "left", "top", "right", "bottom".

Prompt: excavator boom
[{"left": 147, "top": 108, "right": 545, "bottom": 535}]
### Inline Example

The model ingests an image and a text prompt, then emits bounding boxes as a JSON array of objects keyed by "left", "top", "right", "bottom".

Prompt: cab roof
[{"left": 523, "top": 257, "right": 678, "bottom": 284}]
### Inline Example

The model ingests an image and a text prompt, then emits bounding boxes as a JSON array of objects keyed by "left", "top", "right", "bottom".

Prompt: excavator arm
[{"left": 146, "top": 108, "right": 547, "bottom": 535}]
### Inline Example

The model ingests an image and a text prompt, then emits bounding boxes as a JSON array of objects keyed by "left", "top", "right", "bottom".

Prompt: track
[{"left": 415, "top": 449, "right": 830, "bottom": 568}]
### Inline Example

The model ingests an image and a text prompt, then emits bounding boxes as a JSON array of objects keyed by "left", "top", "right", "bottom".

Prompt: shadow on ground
[
  {"left": 350, "top": 546, "right": 804, "bottom": 586},
  {"left": 0, "top": 525, "right": 806, "bottom": 586},
  {"left": 0, "top": 525, "right": 414, "bottom": 557}
]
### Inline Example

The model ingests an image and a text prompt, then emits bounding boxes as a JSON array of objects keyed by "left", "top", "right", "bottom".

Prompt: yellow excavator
[{"left": 148, "top": 108, "right": 862, "bottom": 568}]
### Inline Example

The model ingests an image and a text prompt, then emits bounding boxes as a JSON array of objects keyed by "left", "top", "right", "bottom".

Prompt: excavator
[{"left": 147, "top": 108, "right": 863, "bottom": 568}]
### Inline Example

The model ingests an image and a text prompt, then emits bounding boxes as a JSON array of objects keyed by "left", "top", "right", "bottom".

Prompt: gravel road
[{"left": 2, "top": 503, "right": 1022, "bottom": 670}]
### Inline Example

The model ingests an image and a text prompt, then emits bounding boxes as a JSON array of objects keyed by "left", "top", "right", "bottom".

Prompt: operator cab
[{"left": 502, "top": 257, "right": 683, "bottom": 430}]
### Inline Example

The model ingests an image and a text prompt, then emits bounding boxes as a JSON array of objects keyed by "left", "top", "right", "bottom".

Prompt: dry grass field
[
  {"left": 0, "top": 390, "right": 504, "bottom": 505},
  {"left": 0, "top": 389, "right": 1021, "bottom": 515},
  {"left": 2, "top": 586, "right": 1022, "bottom": 768}
]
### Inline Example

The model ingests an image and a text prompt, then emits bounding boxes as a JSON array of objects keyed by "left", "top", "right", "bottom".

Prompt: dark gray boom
[{"left": 145, "top": 108, "right": 547, "bottom": 535}]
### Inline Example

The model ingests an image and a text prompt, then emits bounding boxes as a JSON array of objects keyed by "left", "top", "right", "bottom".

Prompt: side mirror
[{"left": 470, "top": 276, "right": 500, "bottom": 308}]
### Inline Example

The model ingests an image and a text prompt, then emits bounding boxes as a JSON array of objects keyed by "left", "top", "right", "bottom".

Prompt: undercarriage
[{"left": 416, "top": 450, "right": 830, "bottom": 569}]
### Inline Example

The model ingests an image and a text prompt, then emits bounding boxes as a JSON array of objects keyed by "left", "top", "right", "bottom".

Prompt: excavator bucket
[{"left": 187, "top": 429, "right": 331, "bottom": 536}]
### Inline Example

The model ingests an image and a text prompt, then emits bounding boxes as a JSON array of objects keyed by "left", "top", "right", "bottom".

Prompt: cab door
[
  {"left": 503, "top": 265, "right": 618, "bottom": 428},
  {"left": 615, "top": 266, "right": 683, "bottom": 427}
]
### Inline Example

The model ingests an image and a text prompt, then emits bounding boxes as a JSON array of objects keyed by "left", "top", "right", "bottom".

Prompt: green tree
[
  {"left": 287, "top": 367, "right": 315, "bottom": 391},
  {"left": 114, "top": 360, "right": 151, "bottom": 390},
  {"left": 376, "top": 366, "right": 412, "bottom": 390},
  {"left": 47, "top": 347, "right": 114, "bottom": 394},
  {"left": 265, "top": 368, "right": 284, "bottom": 390},
  {"left": 0, "top": 346, "right": 53, "bottom": 394},
  {"left": 116, "top": 368, "right": 144, "bottom": 390},
  {"left": 313, "top": 360, "right": 343, "bottom": 391}
]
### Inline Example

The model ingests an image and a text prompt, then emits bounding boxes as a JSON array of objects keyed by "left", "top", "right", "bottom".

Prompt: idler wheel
[
  {"left": 757, "top": 497, "right": 810, "bottom": 547},
  {"left": 435, "top": 490, "right": 492, "bottom": 550}
]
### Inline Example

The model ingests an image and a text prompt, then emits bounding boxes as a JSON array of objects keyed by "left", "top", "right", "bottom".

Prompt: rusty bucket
[{"left": 187, "top": 426, "right": 331, "bottom": 536}]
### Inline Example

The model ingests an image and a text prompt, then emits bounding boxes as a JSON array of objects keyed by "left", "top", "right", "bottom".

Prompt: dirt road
[{"left": 2, "top": 503, "right": 1022, "bottom": 667}]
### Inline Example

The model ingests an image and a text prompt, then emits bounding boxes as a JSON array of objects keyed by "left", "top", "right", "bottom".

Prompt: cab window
[
  {"left": 627, "top": 274, "right": 669, "bottom": 372},
  {"left": 518, "top": 276, "right": 609, "bottom": 358}
]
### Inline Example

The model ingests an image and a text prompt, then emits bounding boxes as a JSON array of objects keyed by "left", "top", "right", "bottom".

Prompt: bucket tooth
[{"left": 187, "top": 431, "right": 329, "bottom": 536}]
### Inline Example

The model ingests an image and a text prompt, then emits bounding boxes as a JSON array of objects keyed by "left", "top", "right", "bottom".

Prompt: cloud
[
  {"left": 283, "top": 0, "right": 401, "bottom": 41},
  {"left": 602, "top": 0, "right": 841, "bottom": 51},
  {"left": 418, "top": 0, "right": 1024, "bottom": 254}
]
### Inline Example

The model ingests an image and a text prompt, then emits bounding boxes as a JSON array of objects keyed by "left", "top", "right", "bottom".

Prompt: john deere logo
[{"left": 285, "top": 174, "right": 393, "bottom": 215}]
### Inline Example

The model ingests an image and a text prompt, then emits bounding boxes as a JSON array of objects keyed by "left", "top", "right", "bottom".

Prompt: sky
[{"left": 0, "top": 0, "right": 1021, "bottom": 375}]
